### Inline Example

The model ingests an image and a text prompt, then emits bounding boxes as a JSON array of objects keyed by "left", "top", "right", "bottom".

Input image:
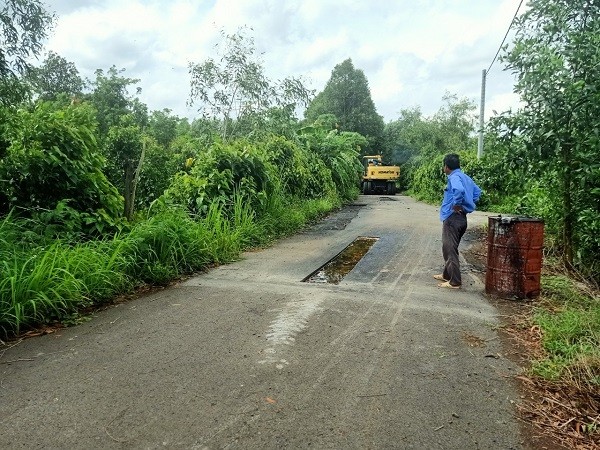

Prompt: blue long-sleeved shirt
[{"left": 440, "top": 169, "right": 482, "bottom": 221}]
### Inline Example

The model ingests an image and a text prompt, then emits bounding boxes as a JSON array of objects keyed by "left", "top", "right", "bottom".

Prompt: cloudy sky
[{"left": 41, "top": 0, "right": 523, "bottom": 123}]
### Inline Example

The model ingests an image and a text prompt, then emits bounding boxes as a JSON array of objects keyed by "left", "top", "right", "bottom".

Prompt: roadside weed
[
  {"left": 65, "top": 238, "right": 132, "bottom": 301},
  {"left": 0, "top": 244, "right": 84, "bottom": 335},
  {"left": 531, "top": 275, "right": 600, "bottom": 389}
]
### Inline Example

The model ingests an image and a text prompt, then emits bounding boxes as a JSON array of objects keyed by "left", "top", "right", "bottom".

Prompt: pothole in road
[{"left": 302, "top": 236, "right": 379, "bottom": 284}]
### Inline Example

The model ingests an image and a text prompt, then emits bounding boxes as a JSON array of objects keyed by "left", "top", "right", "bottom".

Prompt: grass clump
[
  {"left": 0, "top": 243, "right": 85, "bottom": 336},
  {"left": 530, "top": 275, "right": 600, "bottom": 390}
]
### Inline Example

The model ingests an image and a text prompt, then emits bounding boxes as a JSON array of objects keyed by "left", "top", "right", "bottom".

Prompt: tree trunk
[
  {"left": 123, "top": 140, "right": 146, "bottom": 221},
  {"left": 124, "top": 163, "right": 135, "bottom": 221},
  {"left": 561, "top": 141, "right": 574, "bottom": 267}
]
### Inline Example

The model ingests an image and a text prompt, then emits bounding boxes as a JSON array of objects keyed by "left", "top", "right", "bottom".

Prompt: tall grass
[
  {"left": 0, "top": 189, "right": 346, "bottom": 338},
  {"left": 258, "top": 183, "right": 340, "bottom": 239},
  {"left": 531, "top": 275, "right": 600, "bottom": 389},
  {"left": 65, "top": 238, "right": 132, "bottom": 301},
  {"left": 124, "top": 210, "right": 209, "bottom": 284},
  {"left": 0, "top": 243, "right": 85, "bottom": 336}
]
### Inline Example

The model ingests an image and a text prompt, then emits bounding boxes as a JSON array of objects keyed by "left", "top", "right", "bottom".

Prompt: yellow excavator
[{"left": 361, "top": 155, "right": 399, "bottom": 195}]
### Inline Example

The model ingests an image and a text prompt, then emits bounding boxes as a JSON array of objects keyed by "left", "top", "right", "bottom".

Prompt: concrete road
[{"left": 0, "top": 195, "right": 523, "bottom": 449}]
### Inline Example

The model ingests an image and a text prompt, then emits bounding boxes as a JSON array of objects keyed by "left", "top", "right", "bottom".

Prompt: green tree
[
  {"left": 383, "top": 107, "right": 426, "bottom": 164},
  {"left": 0, "top": 0, "right": 54, "bottom": 79},
  {"left": 147, "top": 108, "right": 180, "bottom": 148},
  {"left": 136, "top": 137, "right": 181, "bottom": 208},
  {"left": 87, "top": 66, "right": 149, "bottom": 220},
  {"left": 231, "top": 106, "right": 305, "bottom": 141},
  {"left": 105, "top": 115, "right": 145, "bottom": 220},
  {"left": 501, "top": 0, "right": 600, "bottom": 271},
  {"left": 304, "top": 58, "right": 384, "bottom": 152},
  {"left": 384, "top": 96, "right": 476, "bottom": 191},
  {"left": 26, "top": 51, "right": 84, "bottom": 101},
  {"left": 431, "top": 93, "right": 476, "bottom": 153},
  {"left": 88, "top": 66, "right": 141, "bottom": 137},
  {"left": 0, "top": 76, "right": 31, "bottom": 106},
  {"left": 127, "top": 111, "right": 189, "bottom": 210},
  {"left": 188, "top": 27, "right": 312, "bottom": 141}
]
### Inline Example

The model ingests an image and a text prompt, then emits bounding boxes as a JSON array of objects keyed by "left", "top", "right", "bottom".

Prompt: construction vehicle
[{"left": 361, "top": 155, "right": 400, "bottom": 195}]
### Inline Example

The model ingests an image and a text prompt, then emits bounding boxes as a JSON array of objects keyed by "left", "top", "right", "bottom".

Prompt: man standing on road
[{"left": 434, "top": 153, "right": 481, "bottom": 289}]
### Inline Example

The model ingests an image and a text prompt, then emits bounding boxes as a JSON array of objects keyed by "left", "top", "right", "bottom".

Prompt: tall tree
[
  {"left": 0, "top": 0, "right": 54, "bottom": 79},
  {"left": 0, "top": 0, "right": 54, "bottom": 106},
  {"left": 105, "top": 115, "right": 144, "bottom": 220},
  {"left": 383, "top": 107, "right": 426, "bottom": 164},
  {"left": 147, "top": 108, "right": 180, "bottom": 148},
  {"left": 88, "top": 66, "right": 141, "bottom": 137},
  {"left": 431, "top": 93, "right": 476, "bottom": 153},
  {"left": 88, "top": 66, "right": 147, "bottom": 220},
  {"left": 0, "top": 76, "right": 30, "bottom": 106},
  {"left": 304, "top": 59, "right": 384, "bottom": 152},
  {"left": 384, "top": 96, "right": 476, "bottom": 163},
  {"left": 188, "top": 27, "right": 312, "bottom": 141},
  {"left": 136, "top": 109, "right": 185, "bottom": 209},
  {"left": 501, "top": 0, "right": 600, "bottom": 268},
  {"left": 26, "top": 51, "right": 83, "bottom": 101}
]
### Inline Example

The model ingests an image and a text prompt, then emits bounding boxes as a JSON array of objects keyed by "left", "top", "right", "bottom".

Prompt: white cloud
[
  {"left": 487, "top": 91, "right": 522, "bottom": 117},
  {"left": 42, "top": 0, "right": 523, "bottom": 122}
]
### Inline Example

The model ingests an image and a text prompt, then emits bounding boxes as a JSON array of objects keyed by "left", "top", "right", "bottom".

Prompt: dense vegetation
[
  {"left": 0, "top": 2, "right": 599, "bottom": 441},
  {"left": 0, "top": 92, "right": 361, "bottom": 337}
]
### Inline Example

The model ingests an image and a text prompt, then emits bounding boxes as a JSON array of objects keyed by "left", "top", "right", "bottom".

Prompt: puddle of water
[{"left": 303, "top": 236, "right": 379, "bottom": 284}]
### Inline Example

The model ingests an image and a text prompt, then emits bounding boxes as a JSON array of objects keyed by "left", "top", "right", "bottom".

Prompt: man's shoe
[
  {"left": 438, "top": 281, "right": 460, "bottom": 289},
  {"left": 433, "top": 274, "right": 448, "bottom": 281}
]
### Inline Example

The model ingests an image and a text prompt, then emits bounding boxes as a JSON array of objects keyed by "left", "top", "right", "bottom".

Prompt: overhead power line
[
  {"left": 479, "top": 0, "right": 526, "bottom": 158},
  {"left": 487, "top": 0, "right": 525, "bottom": 75}
]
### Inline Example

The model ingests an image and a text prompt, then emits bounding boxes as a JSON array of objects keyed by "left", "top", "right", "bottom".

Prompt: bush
[
  {"left": 123, "top": 210, "right": 212, "bottom": 284},
  {"left": 300, "top": 129, "right": 364, "bottom": 201},
  {"left": 0, "top": 127, "right": 361, "bottom": 337},
  {"left": 262, "top": 135, "right": 335, "bottom": 200},
  {"left": 0, "top": 102, "right": 123, "bottom": 235},
  {"left": 164, "top": 139, "right": 272, "bottom": 216}
]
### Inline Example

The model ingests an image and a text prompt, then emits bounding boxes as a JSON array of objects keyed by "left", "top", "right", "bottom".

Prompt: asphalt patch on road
[{"left": 304, "top": 204, "right": 365, "bottom": 233}]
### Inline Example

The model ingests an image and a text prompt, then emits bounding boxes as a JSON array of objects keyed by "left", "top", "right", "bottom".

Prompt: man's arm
[{"left": 473, "top": 182, "right": 482, "bottom": 203}]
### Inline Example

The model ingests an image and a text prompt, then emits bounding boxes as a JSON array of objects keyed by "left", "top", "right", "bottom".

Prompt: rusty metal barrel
[{"left": 485, "top": 216, "right": 544, "bottom": 299}]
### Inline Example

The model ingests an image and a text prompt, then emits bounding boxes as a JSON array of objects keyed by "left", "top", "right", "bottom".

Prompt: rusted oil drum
[{"left": 485, "top": 216, "right": 544, "bottom": 299}]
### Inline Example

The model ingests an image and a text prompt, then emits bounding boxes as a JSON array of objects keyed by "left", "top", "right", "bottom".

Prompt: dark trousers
[{"left": 442, "top": 213, "right": 467, "bottom": 286}]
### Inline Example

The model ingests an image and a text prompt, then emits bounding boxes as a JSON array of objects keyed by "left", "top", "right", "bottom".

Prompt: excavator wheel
[{"left": 387, "top": 182, "right": 396, "bottom": 195}]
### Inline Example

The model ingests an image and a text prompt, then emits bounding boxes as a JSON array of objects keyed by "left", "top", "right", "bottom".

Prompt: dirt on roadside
[{"left": 462, "top": 226, "right": 597, "bottom": 450}]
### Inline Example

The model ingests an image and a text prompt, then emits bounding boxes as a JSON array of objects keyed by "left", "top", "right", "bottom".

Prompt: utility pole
[{"left": 477, "top": 69, "right": 486, "bottom": 159}]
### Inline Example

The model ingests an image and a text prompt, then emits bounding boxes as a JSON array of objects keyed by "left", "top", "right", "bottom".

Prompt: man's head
[{"left": 443, "top": 154, "right": 460, "bottom": 173}]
